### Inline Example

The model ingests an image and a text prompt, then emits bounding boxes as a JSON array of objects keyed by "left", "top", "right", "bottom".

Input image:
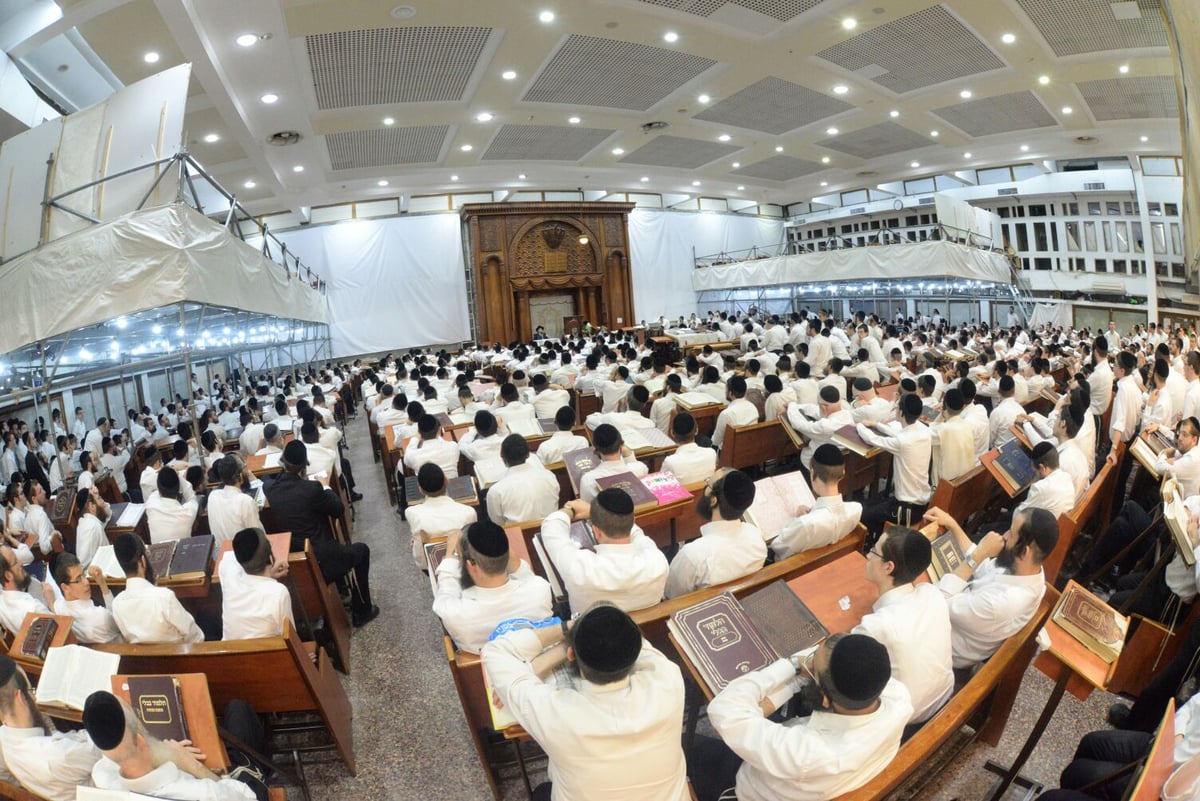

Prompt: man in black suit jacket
[{"left": 264, "top": 440, "right": 379, "bottom": 626}]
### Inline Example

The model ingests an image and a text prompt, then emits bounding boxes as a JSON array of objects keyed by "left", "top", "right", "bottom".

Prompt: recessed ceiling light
[
  {"left": 1061, "top": 106, "right": 1073, "bottom": 115},
  {"left": 737, "top": 185, "right": 745, "bottom": 190},
  {"left": 910, "top": 161, "right": 920, "bottom": 168},
  {"left": 501, "top": 70, "right": 517, "bottom": 80},
  {"left": 959, "top": 89, "right": 972, "bottom": 99},
  {"left": 292, "top": 165, "right": 304, "bottom": 173},
  {"left": 538, "top": 10, "right": 555, "bottom": 23},
  {"left": 964, "top": 152, "right": 972, "bottom": 158},
  {"left": 820, "top": 181, "right": 828, "bottom": 187},
  {"left": 260, "top": 93, "right": 278, "bottom": 104},
  {"left": 1001, "top": 33, "right": 1016, "bottom": 44},
  {"left": 1119, "top": 64, "right": 1130, "bottom": 74},
  {"left": 890, "top": 109, "right": 900, "bottom": 118},
  {"left": 775, "top": 145, "right": 784, "bottom": 152},
  {"left": 1038, "top": 75, "right": 1050, "bottom": 85},
  {"left": 930, "top": 130, "right": 939, "bottom": 137},
  {"left": 378, "top": 180, "right": 389, "bottom": 186},
  {"left": 833, "top": 84, "right": 849, "bottom": 95},
  {"left": 236, "top": 33, "right": 259, "bottom": 47},
  {"left": 718, "top": 134, "right": 731, "bottom": 142},
  {"left": 663, "top": 31, "right": 678, "bottom": 43},
  {"left": 842, "top": 17, "right": 857, "bottom": 30},
  {"left": 460, "top": 144, "right": 473, "bottom": 151},
  {"left": 143, "top": 51, "right": 160, "bottom": 64},
  {"left": 1140, "top": 135, "right": 1149, "bottom": 142},
  {"left": 244, "top": 180, "right": 256, "bottom": 189},
  {"left": 518, "top": 173, "right": 526, "bottom": 179},
  {"left": 475, "top": 112, "right": 494, "bottom": 122},
  {"left": 383, "top": 117, "right": 395, "bottom": 125},
  {"left": 732, "top": 162, "right": 740, "bottom": 168},
  {"left": 568, "top": 116, "right": 581, "bottom": 124},
  {"left": 698, "top": 94, "right": 711, "bottom": 104},
  {"left": 640, "top": 176, "right": 649, "bottom": 182},
  {"left": 612, "top": 147, "right": 625, "bottom": 155},
  {"left": 826, "top": 127, "right": 839, "bottom": 135},
  {"left": 203, "top": 133, "right": 220, "bottom": 143},
  {"left": 1020, "top": 144, "right": 1030, "bottom": 152},
  {"left": 692, "top": 180, "right": 701, "bottom": 186},
  {"left": 451, "top": 175, "right": 459, "bottom": 181},
  {"left": 821, "top": 156, "right": 830, "bottom": 164}
]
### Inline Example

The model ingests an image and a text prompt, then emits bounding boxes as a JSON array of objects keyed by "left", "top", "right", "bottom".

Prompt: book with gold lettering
[
  {"left": 594, "top": 471, "right": 659, "bottom": 512},
  {"left": 562, "top": 448, "right": 600, "bottom": 496},
  {"left": 1052, "top": 581, "right": 1129, "bottom": 664},
  {"left": 126, "top": 675, "right": 190, "bottom": 743}
]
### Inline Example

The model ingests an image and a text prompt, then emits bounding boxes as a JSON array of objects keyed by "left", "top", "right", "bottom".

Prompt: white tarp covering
[
  {"left": 0, "top": 202, "right": 327, "bottom": 355},
  {"left": 691, "top": 241, "right": 1012, "bottom": 291},
  {"left": 1028, "top": 301, "right": 1074, "bottom": 329}
]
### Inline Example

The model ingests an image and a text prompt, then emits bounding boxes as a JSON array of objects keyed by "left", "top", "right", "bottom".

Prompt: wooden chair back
[
  {"left": 285, "top": 539, "right": 352, "bottom": 674},
  {"left": 445, "top": 636, "right": 506, "bottom": 801},
  {"left": 927, "top": 464, "right": 1003, "bottom": 530},
  {"left": 717, "top": 419, "right": 798, "bottom": 471},
  {"left": 1128, "top": 699, "right": 1177, "bottom": 801}
]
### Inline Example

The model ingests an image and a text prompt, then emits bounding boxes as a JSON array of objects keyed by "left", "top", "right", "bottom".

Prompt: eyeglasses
[
  {"left": 66, "top": 573, "right": 87, "bottom": 584},
  {"left": 867, "top": 548, "right": 884, "bottom": 560}
]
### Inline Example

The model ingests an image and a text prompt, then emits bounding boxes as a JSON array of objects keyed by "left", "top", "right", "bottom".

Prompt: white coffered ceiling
[{"left": 3, "top": 0, "right": 1185, "bottom": 218}]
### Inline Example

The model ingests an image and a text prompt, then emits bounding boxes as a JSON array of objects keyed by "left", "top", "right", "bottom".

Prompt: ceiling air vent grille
[
  {"left": 1083, "top": 182, "right": 1107, "bottom": 191},
  {"left": 850, "top": 206, "right": 866, "bottom": 214},
  {"left": 997, "top": 187, "right": 1019, "bottom": 196},
  {"left": 918, "top": 196, "right": 935, "bottom": 205}
]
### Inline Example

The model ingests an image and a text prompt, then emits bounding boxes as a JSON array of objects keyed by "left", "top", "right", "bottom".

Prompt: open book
[
  {"left": 621, "top": 427, "right": 676, "bottom": 452},
  {"left": 744, "top": 472, "right": 816, "bottom": 540},
  {"left": 38, "top": 644, "right": 120, "bottom": 710},
  {"left": 1164, "top": 481, "right": 1195, "bottom": 566}
]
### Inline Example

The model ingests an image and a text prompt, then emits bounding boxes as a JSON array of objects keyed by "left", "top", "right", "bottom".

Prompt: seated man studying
[
  {"left": 109, "top": 532, "right": 205, "bottom": 644},
  {"left": 770, "top": 444, "right": 862, "bottom": 560},
  {"left": 665, "top": 468, "right": 766, "bottom": 598},
  {"left": 219, "top": 527, "right": 294, "bottom": 640}
]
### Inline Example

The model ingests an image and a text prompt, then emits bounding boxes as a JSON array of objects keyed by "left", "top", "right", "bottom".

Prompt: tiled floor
[{"left": 298, "top": 416, "right": 1123, "bottom": 801}]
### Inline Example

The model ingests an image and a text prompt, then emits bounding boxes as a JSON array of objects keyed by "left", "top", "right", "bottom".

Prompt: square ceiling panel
[
  {"left": 306, "top": 27, "right": 492, "bottom": 109},
  {"left": 1077, "top": 75, "right": 1179, "bottom": 120},
  {"left": 731, "top": 155, "right": 821, "bottom": 181},
  {"left": 618, "top": 135, "right": 740, "bottom": 168},
  {"left": 933, "top": 91, "right": 1056, "bottom": 137},
  {"left": 693, "top": 77, "right": 854, "bottom": 134},
  {"left": 483, "top": 125, "right": 614, "bottom": 161},
  {"left": 816, "top": 122, "right": 930, "bottom": 159},
  {"left": 326, "top": 126, "right": 449, "bottom": 171},
  {"left": 816, "top": 5, "right": 1004, "bottom": 94},
  {"left": 523, "top": 35, "right": 716, "bottom": 111},
  {"left": 1015, "top": 0, "right": 1167, "bottom": 56},
  {"left": 635, "top": 0, "right": 830, "bottom": 22}
]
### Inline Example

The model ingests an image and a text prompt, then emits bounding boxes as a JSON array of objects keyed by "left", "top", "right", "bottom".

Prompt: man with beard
[
  {"left": 109, "top": 532, "right": 204, "bottom": 644},
  {"left": 0, "top": 655, "right": 101, "bottom": 800},
  {"left": 665, "top": 468, "right": 765, "bottom": 598},
  {"left": 0, "top": 545, "right": 49, "bottom": 636},
  {"left": 924, "top": 505, "right": 1058, "bottom": 671}
]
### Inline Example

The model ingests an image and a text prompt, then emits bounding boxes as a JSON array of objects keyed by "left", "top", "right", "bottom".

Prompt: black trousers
[
  {"left": 1110, "top": 445, "right": 1136, "bottom": 520},
  {"left": 315, "top": 540, "right": 373, "bottom": 613},
  {"left": 687, "top": 735, "right": 744, "bottom": 801},
  {"left": 1077, "top": 500, "right": 1154, "bottom": 580},
  {"left": 1109, "top": 571, "right": 1174, "bottom": 621},
  {"left": 532, "top": 783, "right": 552, "bottom": 801},
  {"left": 1055, "top": 729, "right": 1152, "bottom": 800},
  {"left": 861, "top": 496, "right": 927, "bottom": 541},
  {"left": 339, "top": 457, "right": 357, "bottom": 492},
  {"left": 1128, "top": 615, "right": 1200, "bottom": 731}
]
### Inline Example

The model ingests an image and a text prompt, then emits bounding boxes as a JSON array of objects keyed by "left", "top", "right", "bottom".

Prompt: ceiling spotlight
[
  {"left": 568, "top": 116, "right": 581, "bottom": 124},
  {"left": 826, "top": 127, "right": 839, "bottom": 135},
  {"left": 820, "top": 181, "right": 828, "bottom": 187},
  {"left": 889, "top": 110, "right": 900, "bottom": 118},
  {"left": 663, "top": 31, "right": 678, "bottom": 43},
  {"left": 612, "top": 147, "right": 625, "bottom": 155},
  {"left": 964, "top": 152, "right": 972, "bottom": 158},
  {"left": 910, "top": 161, "right": 920, "bottom": 168},
  {"left": 718, "top": 134, "right": 731, "bottom": 142},
  {"left": 959, "top": 89, "right": 973, "bottom": 99},
  {"left": 244, "top": 180, "right": 256, "bottom": 189},
  {"left": 821, "top": 156, "right": 830, "bottom": 164},
  {"left": 203, "top": 133, "right": 220, "bottom": 143},
  {"left": 1119, "top": 64, "right": 1130, "bottom": 74},
  {"left": 292, "top": 165, "right": 304, "bottom": 173},
  {"left": 1061, "top": 106, "right": 1073, "bottom": 115},
  {"left": 640, "top": 176, "right": 649, "bottom": 182},
  {"left": 501, "top": 70, "right": 517, "bottom": 80},
  {"left": 260, "top": 93, "right": 279, "bottom": 104},
  {"left": 475, "top": 112, "right": 494, "bottom": 122},
  {"left": 698, "top": 94, "right": 711, "bottom": 104},
  {"left": 377, "top": 180, "right": 389, "bottom": 186},
  {"left": 383, "top": 117, "right": 395, "bottom": 125},
  {"left": 737, "top": 185, "right": 745, "bottom": 190},
  {"left": 460, "top": 144, "right": 473, "bottom": 151},
  {"left": 691, "top": 180, "right": 701, "bottom": 186},
  {"left": 1001, "top": 33, "right": 1016, "bottom": 44},
  {"left": 929, "top": 130, "right": 939, "bottom": 137},
  {"left": 518, "top": 173, "right": 527, "bottom": 179},
  {"left": 842, "top": 17, "right": 857, "bottom": 30},
  {"left": 143, "top": 51, "right": 160, "bottom": 64},
  {"left": 578, "top": 235, "right": 589, "bottom": 244},
  {"left": 236, "top": 33, "right": 259, "bottom": 47},
  {"left": 775, "top": 145, "right": 784, "bottom": 152},
  {"left": 1140, "top": 135, "right": 1149, "bottom": 142},
  {"left": 538, "top": 10, "right": 555, "bottom": 23},
  {"left": 1020, "top": 144, "right": 1030, "bottom": 152},
  {"left": 732, "top": 162, "right": 740, "bottom": 168},
  {"left": 1038, "top": 74, "right": 1050, "bottom": 85},
  {"left": 833, "top": 84, "right": 849, "bottom": 95},
  {"left": 451, "top": 175, "right": 459, "bottom": 181}
]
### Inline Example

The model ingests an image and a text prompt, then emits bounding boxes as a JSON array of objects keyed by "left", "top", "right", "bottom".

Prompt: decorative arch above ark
[{"left": 461, "top": 201, "right": 635, "bottom": 344}]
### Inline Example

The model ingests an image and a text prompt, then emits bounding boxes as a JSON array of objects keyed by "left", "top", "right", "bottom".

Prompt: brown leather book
[
  {"left": 738, "top": 581, "right": 828, "bottom": 660},
  {"left": 447, "top": 475, "right": 478, "bottom": 504},
  {"left": 126, "top": 675, "right": 190, "bottom": 743},
  {"left": 21, "top": 616, "right": 57, "bottom": 660},
  {"left": 1052, "top": 582, "right": 1129, "bottom": 663},
  {"left": 831, "top": 424, "right": 880, "bottom": 458},
  {"left": 667, "top": 592, "right": 777, "bottom": 695},
  {"left": 146, "top": 541, "right": 177, "bottom": 581},
  {"left": 167, "top": 535, "right": 214, "bottom": 581},
  {"left": 926, "top": 532, "right": 965, "bottom": 581},
  {"left": 594, "top": 471, "right": 658, "bottom": 511}
]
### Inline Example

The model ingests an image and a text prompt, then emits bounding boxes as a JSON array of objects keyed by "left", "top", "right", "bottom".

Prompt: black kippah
[
  {"left": 467, "top": 521, "right": 509, "bottom": 558},
  {"left": 819, "top": 386, "right": 840, "bottom": 404},
  {"left": 813, "top": 443, "right": 844, "bottom": 467},
  {"left": 232, "top": 528, "right": 263, "bottom": 566},
  {"left": 573, "top": 605, "right": 642, "bottom": 676},
  {"left": 852, "top": 377, "right": 873, "bottom": 392},
  {"left": 83, "top": 691, "right": 126, "bottom": 750},
  {"left": 113, "top": 532, "right": 141, "bottom": 565},
  {"left": 1032, "top": 440, "right": 1055, "bottom": 460},
  {"left": 900, "top": 393, "right": 923, "bottom": 418},
  {"left": 672, "top": 412, "right": 696, "bottom": 437},
  {"left": 719, "top": 470, "right": 756, "bottom": 512},
  {"left": 595, "top": 487, "right": 634, "bottom": 516},
  {"left": 157, "top": 466, "right": 179, "bottom": 490},
  {"left": 943, "top": 388, "right": 964, "bottom": 412},
  {"left": 900, "top": 378, "right": 916, "bottom": 392},
  {"left": 828, "top": 634, "right": 891, "bottom": 708},
  {"left": 593, "top": 424, "right": 619, "bottom": 450},
  {"left": 0, "top": 655, "right": 15, "bottom": 687}
]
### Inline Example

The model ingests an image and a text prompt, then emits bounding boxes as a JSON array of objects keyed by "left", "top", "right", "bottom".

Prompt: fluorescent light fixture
[
  {"left": 698, "top": 94, "right": 711, "bottom": 103},
  {"left": 568, "top": 116, "right": 581, "bottom": 124},
  {"left": 737, "top": 185, "right": 745, "bottom": 190},
  {"left": 383, "top": 117, "right": 395, "bottom": 125},
  {"left": 826, "top": 127, "right": 839, "bottom": 135},
  {"left": 203, "top": 133, "right": 220, "bottom": 143},
  {"left": 959, "top": 89, "right": 972, "bottom": 99},
  {"left": 450, "top": 175, "right": 459, "bottom": 181},
  {"left": 821, "top": 156, "right": 830, "bottom": 164},
  {"left": 889, "top": 110, "right": 900, "bottom": 118},
  {"left": 718, "top": 134, "right": 731, "bottom": 141},
  {"left": 143, "top": 51, "right": 160, "bottom": 64},
  {"left": 910, "top": 161, "right": 920, "bottom": 168},
  {"left": 775, "top": 145, "right": 784, "bottom": 152},
  {"left": 244, "top": 180, "right": 256, "bottom": 188},
  {"left": 929, "top": 130, "right": 939, "bottom": 137},
  {"left": 293, "top": 165, "right": 304, "bottom": 172},
  {"left": 612, "top": 147, "right": 624, "bottom": 155},
  {"left": 640, "top": 176, "right": 649, "bottom": 182},
  {"left": 1020, "top": 144, "right": 1030, "bottom": 152},
  {"left": 460, "top": 144, "right": 473, "bottom": 151},
  {"left": 1140, "top": 135, "right": 1149, "bottom": 142},
  {"left": 833, "top": 84, "right": 849, "bottom": 95},
  {"left": 501, "top": 70, "right": 517, "bottom": 80},
  {"left": 1038, "top": 75, "right": 1050, "bottom": 85},
  {"left": 731, "top": 162, "right": 740, "bottom": 168},
  {"left": 964, "top": 152, "right": 972, "bottom": 158},
  {"left": 518, "top": 173, "right": 527, "bottom": 179},
  {"left": 691, "top": 180, "right": 701, "bottom": 186},
  {"left": 378, "top": 180, "right": 389, "bottom": 186},
  {"left": 475, "top": 112, "right": 494, "bottom": 122},
  {"left": 538, "top": 10, "right": 555, "bottom": 22},
  {"left": 1001, "top": 33, "right": 1016, "bottom": 44},
  {"left": 1061, "top": 106, "right": 1072, "bottom": 114},
  {"left": 820, "top": 181, "right": 828, "bottom": 187},
  {"left": 663, "top": 31, "right": 678, "bottom": 42},
  {"left": 1119, "top": 64, "right": 1130, "bottom": 74},
  {"left": 260, "top": 93, "right": 279, "bottom": 104}
]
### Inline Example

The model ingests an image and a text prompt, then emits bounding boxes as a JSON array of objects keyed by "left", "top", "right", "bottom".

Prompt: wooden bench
[
  {"left": 833, "top": 587, "right": 1057, "bottom": 800},
  {"left": 927, "top": 464, "right": 1005, "bottom": 532},
  {"left": 0, "top": 780, "right": 48, "bottom": 800},
  {"left": 93, "top": 620, "right": 355, "bottom": 774},
  {"left": 1045, "top": 442, "right": 1122, "bottom": 585},
  {"left": 718, "top": 419, "right": 799, "bottom": 471}
]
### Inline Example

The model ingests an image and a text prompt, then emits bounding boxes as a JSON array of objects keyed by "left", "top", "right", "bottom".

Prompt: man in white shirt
[
  {"left": 207, "top": 456, "right": 263, "bottom": 546},
  {"left": 712, "top": 376, "right": 760, "bottom": 451},
  {"left": 72, "top": 486, "right": 111, "bottom": 569},
  {"left": 486, "top": 435, "right": 561, "bottom": 525},
  {"left": 109, "top": 533, "right": 205, "bottom": 644},
  {"left": 1107, "top": 350, "right": 1145, "bottom": 516},
  {"left": 1157, "top": 416, "right": 1200, "bottom": 497},
  {"left": 660, "top": 412, "right": 717, "bottom": 486},
  {"left": 406, "top": 463, "right": 477, "bottom": 566},
  {"left": 137, "top": 447, "right": 163, "bottom": 504},
  {"left": 692, "top": 632, "right": 911, "bottom": 801},
  {"left": 959, "top": 379, "right": 991, "bottom": 458},
  {"left": 0, "top": 545, "right": 48, "bottom": 636},
  {"left": 929, "top": 389, "right": 977, "bottom": 485},
  {"left": 0, "top": 656, "right": 101, "bottom": 801},
  {"left": 530, "top": 374, "right": 571, "bottom": 419},
  {"left": 666, "top": 469, "right": 766, "bottom": 598},
  {"left": 492, "top": 383, "right": 537, "bottom": 429},
  {"left": 858, "top": 394, "right": 933, "bottom": 540},
  {"left": 100, "top": 435, "right": 132, "bottom": 497},
  {"left": 536, "top": 407, "right": 590, "bottom": 466},
  {"left": 928, "top": 505, "right": 1056, "bottom": 669},
  {"left": 433, "top": 522, "right": 553, "bottom": 654},
  {"left": 458, "top": 410, "right": 505, "bottom": 466},
  {"left": 1016, "top": 441, "right": 1078, "bottom": 520},
  {"left": 848, "top": 377, "right": 891, "bottom": 424},
  {"left": 772, "top": 445, "right": 862, "bottom": 560},
  {"left": 482, "top": 603, "right": 689, "bottom": 801},
  {"left": 586, "top": 385, "right": 658, "bottom": 440},
  {"left": 988, "top": 375, "right": 1024, "bottom": 450},
  {"left": 21, "top": 481, "right": 60, "bottom": 555},
  {"left": 1183, "top": 352, "right": 1200, "bottom": 423},
  {"left": 51, "top": 554, "right": 122, "bottom": 644},
  {"left": 1087, "top": 340, "right": 1114, "bottom": 431},
  {"left": 787, "top": 385, "right": 854, "bottom": 472},
  {"left": 853, "top": 527, "right": 954, "bottom": 724},
  {"left": 579, "top": 425, "right": 649, "bottom": 504},
  {"left": 220, "top": 527, "right": 293, "bottom": 640},
  {"left": 144, "top": 467, "right": 198, "bottom": 544},
  {"left": 539, "top": 489, "right": 668, "bottom": 614},
  {"left": 403, "top": 414, "right": 462, "bottom": 480}
]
